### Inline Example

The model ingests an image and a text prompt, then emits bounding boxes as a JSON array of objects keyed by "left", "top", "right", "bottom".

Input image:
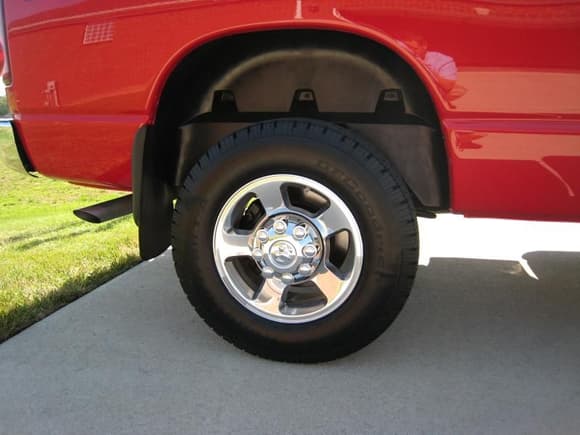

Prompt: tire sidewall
[{"left": 173, "top": 123, "right": 417, "bottom": 358}]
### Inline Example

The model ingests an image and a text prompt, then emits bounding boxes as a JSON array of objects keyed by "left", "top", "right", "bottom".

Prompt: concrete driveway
[{"left": 1, "top": 216, "right": 579, "bottom": 435}]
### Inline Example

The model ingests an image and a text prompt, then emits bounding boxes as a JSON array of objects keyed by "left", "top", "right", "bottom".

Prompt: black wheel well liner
[{"left": 134, "top": 29, "right": 449, "bottom": 259}]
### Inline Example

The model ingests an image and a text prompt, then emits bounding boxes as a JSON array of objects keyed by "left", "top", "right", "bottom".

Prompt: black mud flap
[{"left": 132, "top": 125, "right": 173, "bottom": 260}]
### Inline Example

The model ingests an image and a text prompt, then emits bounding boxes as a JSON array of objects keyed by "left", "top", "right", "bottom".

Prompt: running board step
[{"left": 73, "top": 194, "right": 133, "bottom": 224}]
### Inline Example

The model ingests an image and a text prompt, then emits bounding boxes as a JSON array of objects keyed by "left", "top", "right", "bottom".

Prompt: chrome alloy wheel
[{"left": 213, "top": 174, "right": 363, "bottom": 323}]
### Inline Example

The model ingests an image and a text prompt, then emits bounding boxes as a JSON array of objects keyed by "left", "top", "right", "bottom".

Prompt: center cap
[
  {"left": 269, "top": 240, "right": 297, "bottom": 268},
  {"left": 252, "top": 213, "right": 324, "bottom": 282}
]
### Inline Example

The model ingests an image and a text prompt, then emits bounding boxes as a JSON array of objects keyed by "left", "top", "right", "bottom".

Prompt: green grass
[{"left": 0, "top": 128, "right": 140, "bottom": 341}]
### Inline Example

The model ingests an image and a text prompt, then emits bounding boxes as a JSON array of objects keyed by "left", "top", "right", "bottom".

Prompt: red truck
[{"left": 1, "top": 0, "right": 579, "bottom": 362}]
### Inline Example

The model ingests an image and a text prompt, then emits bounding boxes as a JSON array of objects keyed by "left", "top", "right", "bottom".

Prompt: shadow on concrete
[
  {"left": 360, "top": 251, "right": 580, "bottom": 365},
  {"left": 0, "top": 249, "right": 579, "bottom": 434}
]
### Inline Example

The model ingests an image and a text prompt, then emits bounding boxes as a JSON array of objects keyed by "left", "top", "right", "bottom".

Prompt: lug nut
[
  {"left": 252, "top": 248, "right": 264, "bottom": 261},
  {"left": 273, "top": 219, "right": 287, "bottom": 234},
  {"left": 281, "top": 273, "right": 294, "bottom": 285},
  {"left": 292, "top": 225, "right": 307, "bottom": 240},
  {"left": 262, "top": 266, "right": 275, "bottom": 279},
  {"left": 256, "top": 229, "right": 269, "bottom": 243},
  {"left": 302, "top": 244, "right": 317, "bottom": 258},
  {"left": 298, "top": 264, "right": 313, "bottom": 276}
]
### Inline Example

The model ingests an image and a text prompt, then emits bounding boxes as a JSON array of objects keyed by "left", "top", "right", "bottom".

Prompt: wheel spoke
[
  {"left": 311, "top": 266, "right": 347, "bottom": 302},
  {"left": 216, "top": 229, "right": 251, "bottom": 260},
  {"left": 253, "top": 279, "right": 285, "bottom": 316},
  {"left": 252, "top": 182, "right": 286, "bottom": 215},
  {"left": 317, "top": 202, "right": 351, "bottom": 238}
]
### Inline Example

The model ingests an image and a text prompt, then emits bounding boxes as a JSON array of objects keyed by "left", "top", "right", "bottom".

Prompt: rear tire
[{"left": 172, "top": 119, "right": 418, "bottom": 362}]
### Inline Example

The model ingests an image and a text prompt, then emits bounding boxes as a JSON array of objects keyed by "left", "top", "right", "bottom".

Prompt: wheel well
[
  {"left": 136, "top": 29, "right": 449, "bottom": 258},
  {"left": 155, "top": 30, "right": 447, "bottom": 195},
  {"left": 155, "top": 29, "right": 441, "bottom": 126}
]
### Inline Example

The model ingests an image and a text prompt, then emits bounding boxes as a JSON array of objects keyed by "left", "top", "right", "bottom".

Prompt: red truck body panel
[{"left": 4, "top": 0, "right": 580, "bottom": 221}]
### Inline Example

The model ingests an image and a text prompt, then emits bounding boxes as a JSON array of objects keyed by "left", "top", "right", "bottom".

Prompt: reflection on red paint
[{"left": 448, "top": 122, "right": 580, "bottom": 220}]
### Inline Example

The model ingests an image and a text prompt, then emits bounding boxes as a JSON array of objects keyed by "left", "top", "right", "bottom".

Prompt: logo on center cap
[{"left": 269, "top": 241, "right": 296, "bottom": 267}]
